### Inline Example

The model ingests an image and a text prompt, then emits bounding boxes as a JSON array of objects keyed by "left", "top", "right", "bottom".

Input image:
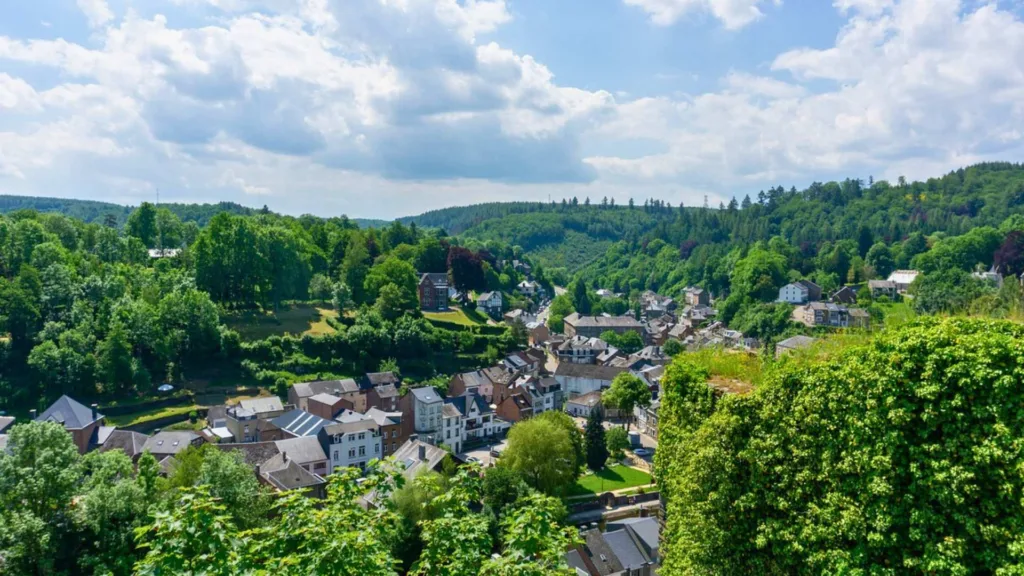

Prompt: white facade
[
  {"left": 326, "top": 418, "right": 381, "bottom": 472},
  {"left": 777, "top": 283, "right": 809, "bottom": 304},
  {"left": 556, "top": 374, "right": 612, "bottom": 396},
  {"left": 411, "top": 388, "right": 443, "bottom": 436},
  {"left": 441, "top": 407, "right": 465, "bottom": 454}
]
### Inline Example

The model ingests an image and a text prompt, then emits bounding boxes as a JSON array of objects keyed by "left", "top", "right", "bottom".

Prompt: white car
[{"left": 633, "top": 448, "right": 652, "bottom": 457}]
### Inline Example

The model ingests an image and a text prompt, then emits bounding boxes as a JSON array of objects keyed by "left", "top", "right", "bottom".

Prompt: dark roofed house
[
  {"left": 554, "top": 363, "right": 628, "bottom": 396},
  {"left": 214, "top": 441, "right": 281, "bottom": 468},
  {"left": 143, "top": 431, "right": 204, "bottom": 459},
  {"left": 35, "top": 395, "right": 105, "bottom": 454},
  {"left": 831, "top": 285, "right": 858, "bottom": 304},
  {"left": 391, "top": 438, "right": 452, "bottom": 482},
  {"left": 367, "top": 383, "right": 400, "bottom": 412},
  {"left": 100, "top": 430, "right": 150, "bottom": 460},
  {"left": 563, "top": 314, "right": 643, "bottom": 339},
  {"left": 259, "top": 453, "right": 327, "bottom": 499},
  {"left": 418, "top": 273, "right": 450, "bottom": 312},
  {"left": 565, "top": 391, "right": 604, "bottom": 418},
  {"left": 274, "top": 436, "right": 329, "bottom": 477},
  {"left": 569, "top": 517, "right": 661, "bottom": 576},
  {"left": 271, "top": 409, "right": 330, "bottom": 439},
  {"left": 361, "top": 371, "right": 401, "bottom": 390},
  {"left": 306, "top": 393, "right": 353, "bottom": 420}
]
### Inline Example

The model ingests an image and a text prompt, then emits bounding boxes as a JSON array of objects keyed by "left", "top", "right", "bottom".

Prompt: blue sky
[{"left": 1, "top": 0, "right": 1024, "bottom": 218}]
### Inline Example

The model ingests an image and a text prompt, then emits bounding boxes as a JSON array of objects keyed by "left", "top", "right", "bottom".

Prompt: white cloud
[
  {"left": 3, "top": 0, "right": 1024, "bottom": 217},
  {"left": 623, "top": 0, "right": 778, "bottom": 29},
  {"left": 77, "top": 0, "right": 114, "bottom": 28},
  {"left": 586, "top": 0, "right": 1024, "bottom": 193}
]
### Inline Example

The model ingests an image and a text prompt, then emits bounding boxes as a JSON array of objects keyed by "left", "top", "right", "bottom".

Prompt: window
[
  {"left": 358, "top": 432, "right": 365, "bottom": 441},
  {"left": 374, "top": 444, "right": 379, "bottom": 453},
  {"left": 392, "top": 442, "right": 396, "bottom": 452},
  {"left": 358, "top": 446, "right": 366, "bottom": 456},
  {"left": 446, "top": 430, "right": 451, "bottom": 439},
  {"left": 348, "top": 448, "right": 355, "bottom": 458},
  {"left": 334, "top": 452, "right": 339, "bottom": 462}
]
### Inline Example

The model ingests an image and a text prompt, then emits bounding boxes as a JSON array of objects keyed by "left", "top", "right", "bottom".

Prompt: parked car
[{"left": 633, "top": 448, "right": 652, "bottom": 457}]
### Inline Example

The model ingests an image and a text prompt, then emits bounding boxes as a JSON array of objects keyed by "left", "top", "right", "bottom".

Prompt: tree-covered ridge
[
  {"left": 655, "top": 317, "right": 1024, "bottom": 575},
  {"left": 0, "top": 195, "right": 260, "bottom": 227}
]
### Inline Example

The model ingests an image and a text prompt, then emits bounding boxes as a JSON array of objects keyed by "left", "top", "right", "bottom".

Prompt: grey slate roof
[
  {"left": 777, "top": 335, "right": 817, "bottom": 350},
  {"left": 143, "top": 431, "right": 200, "bottom": 456},
  {"left": 606, "top": 517, "right": 660, "bottom": 558},
  {"left": 239, "top": 397, "right": 284, "bottom": 414},
  {"left": 410, "top": 386, "right": 442, "bottom": 404},
  {"left": 365, "top": 408, "right": 402, "bottom": 427},
  {"left": 374, "top": 384, "right": 399, "bottom": 399},
  {"left": 419, "top": 273, "right": 449, "bottom": 288},
  {"left": 214, "top": 442, "right": 281, "bottom": 468},
  {"left": 362, "top": 371, "right": 400, "bottom": 389},
  {"left": 100, "top": 430, "right": 150, "bottom": 458},
  {"left": 261, "top": 456, "right": 326, "bottom": 491},
  {"left": 582, "top": 529, "right": 624, "bottom": 575},
  {"left": 603, "top": 529, "right": 650, "bottom": 569},
  {"left": 555, "top": 363, "right": 627, "bottom": 381},
  {"left": 392, "top": 439, "right": 449, "bottom": 481},
  {"left": 0, "top": 416, "right": 15, "bottom": 434},
  {"left": 36, "top": 395, "right": 102, "bottom": 430},
  {"left": 274, "top": 436, "right": 327, "bottom": 466},
  {"left": 271, "top": 409, "right": 330, "bottom": 437},
  {"left": 564, "top": 314, "right": 643, "bottom": 329},
  {"left": 292, "top": 379, "right": 360, "bottom": 399}
]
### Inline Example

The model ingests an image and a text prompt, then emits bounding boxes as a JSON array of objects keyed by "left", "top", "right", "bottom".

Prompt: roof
[
  {"left": 774, "top": 334, "right": 815, "bottom": 348},
  {"left": 849, "top": 308, "right": 871, "bottom": 318},
  {"left": 362, "top": 371, "right": 400, "bottom": 389},
  {"left": 555, "top": 363, "right": 627, "bottom": 381},
  {"left": 868, "top": 279, "right": 897, "bottom": 289},
  {"left": 35, "top": 395, "right": 102, "bottom": 430},
  {"left": 567, "top": 391, "right": 604, "bottom": 408},
  {"left": 274, "top": 436, "right": 327, "bottom": 465},
  {"left": 100, "top": 430, "right": 150, "bottom": 458},
  {"left": 410, "top": 386, "right": 442, "bottom": 404},
  {"left": 887, "top": 270, "right": 920, "bottom": 284},
  {"left": 373, "top": 383, "right": 399, "bottom": 399},
  {"left": 143, "top": 431, "right": 200, "bottom": 456},
  {"left": 477, "top": 291, "right": 500, "bottom": 303},
  {"left": 271, "top": 409, "right": 330, "bottom": 437},
  {"left": 239, "top": 396, "right": 284, "bottom": 414},
  {"left": 582, "top": 529, "right": 624, "bottom": 575},
  {"left": 419, "top": 273, "right": 449, "bottom": 287},
  {"left": 441, "top": 403, "right": 462, "bottom": 418},
  {"left": 309, "top": 393, "right": 345, "bottom": 406},
  {"left": 365, "top": 408, "right": 402, "bottom": 427},
  {"left": 558, "top": 335, "right": 609, "bottom": 352},
  {"left": 392, "top": 439, "right": 449, "bottom": 481},
  {"left": 261, "top": 456, "right": 326, "bottom": 491},
  {"left": 797, "top": 279, "right": 821, "bottom": 291},
  {"left": 603, "top": 529, "right": 649, "bottom": 569},
  {"left": 291, "top": 379, "right": 360, "bottom": 399},
  {"left": 685, "top": 286, "right": 704, "bottom": 295},
  {"left": 563, "top": 315, "right": 643, "bottom": 329},
  {"left": 214, "top": 442, "right": 281, "bottom": 468},
  {"left": 606, "top": 517, "right": 660, "bottom": 555},
  {"left": 0, "top": 416, "right": 15, "bottom": 434},
  {"left": 782, "top": 282, "right": 809, "bottom": 293}
]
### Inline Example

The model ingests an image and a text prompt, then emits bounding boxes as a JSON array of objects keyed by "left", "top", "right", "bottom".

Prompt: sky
[{"left": 2, "top": 0, "right": 1024, "bottom": 218}]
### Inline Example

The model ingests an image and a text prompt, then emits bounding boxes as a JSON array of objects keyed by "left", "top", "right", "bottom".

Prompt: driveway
[{"left": 460, "top": 440, "right": 507, "bottom": 468}]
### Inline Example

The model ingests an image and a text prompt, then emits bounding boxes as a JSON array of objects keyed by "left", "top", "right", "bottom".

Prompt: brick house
[{"left": 418, "top": 273, "right": 450, "bottom": 312}]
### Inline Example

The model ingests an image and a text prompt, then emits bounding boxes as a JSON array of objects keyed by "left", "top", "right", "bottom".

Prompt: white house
[
  {"left": 778, "top": 282, "right": 810, "bottom": 304},
  {"left": 477, "top": 291, "right": 504, "bottom": 316},
  {"left": 321, "top": 410, "right": 382, "bottom": 472},
  {"left": 517, "top": 280, "right": 541, "bottom": 297},
  {"left": 440, "top": 403, "right": 465, "bottom": 453},
  {"left": 554, "top": 363, "right": 627, "bottom": 396},
  {"left": 402, "top": 386, "right": 444, "bottom": 439}
]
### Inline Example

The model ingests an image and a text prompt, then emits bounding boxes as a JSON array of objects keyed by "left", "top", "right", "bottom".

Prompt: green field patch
[
  {"left": 566, "top": 465, "right": 653, "bottom": 497},
  {"left": 223, "top": 304, "right": 339, "bottom": 341},
  {"left": 423, "top": 306, "right": 486, "bottom": 327},
  {"left": 106, "top": 405, "right": 200, "bottom": 427}
]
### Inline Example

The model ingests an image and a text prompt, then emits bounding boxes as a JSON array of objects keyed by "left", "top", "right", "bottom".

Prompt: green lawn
[
  {"left": 423, "top": 307, "right": 486, "bottom": 326},
  {"left": 223, "top": 304, "right": 338, "bottom": 341},
  {"left": 106, "top": 405, "right": 200, "bottom": 427},
  {"left": 566, "top": 465, "right": 653, "bottom": 497}
]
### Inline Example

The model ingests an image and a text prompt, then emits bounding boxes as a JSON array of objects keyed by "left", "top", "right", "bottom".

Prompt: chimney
[
  {"left": 29, "top": 409, "right": 37, "bottom": 419},
  {"left": 91, "top": 403, "right": 99, "bottom": 420},
  {"left": 408, "top": 434, "right": 418, "bottom": 443},
  {"left": 282, "top": 451, "right": 287, "bottom": 462},
  {"left": 418, "top": 444, "right": 426, "bottom": 461}
]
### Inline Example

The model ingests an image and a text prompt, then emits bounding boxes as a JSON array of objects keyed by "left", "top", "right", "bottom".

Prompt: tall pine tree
[{"left": 585, "top": 409, "right": 609, "bottom": 471}]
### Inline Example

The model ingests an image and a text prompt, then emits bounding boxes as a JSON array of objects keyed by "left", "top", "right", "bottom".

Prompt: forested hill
[{"left": 0, "top": 195, "right": 259, "bottom": 227}]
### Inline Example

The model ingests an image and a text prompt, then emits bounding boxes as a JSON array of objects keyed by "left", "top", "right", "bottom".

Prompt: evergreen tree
[{"left": 584, "top": 409, "right": 609, "bottom": 472}]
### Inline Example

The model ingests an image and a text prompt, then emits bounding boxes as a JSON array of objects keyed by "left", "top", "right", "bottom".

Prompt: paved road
[
  {"left": 554, "top": 285, "right": 567, "bottom": 296},
  {"left": 568, "top": 501, "right": 660, "bottom": 525}
]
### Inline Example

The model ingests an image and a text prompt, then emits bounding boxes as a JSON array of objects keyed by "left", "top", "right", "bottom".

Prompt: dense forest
[
  {"left": 0, "top": 195, "right": 259, "bottom": 227},
  {"left": 0, "top": 200, "right": 550, "bottom": 412}
]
